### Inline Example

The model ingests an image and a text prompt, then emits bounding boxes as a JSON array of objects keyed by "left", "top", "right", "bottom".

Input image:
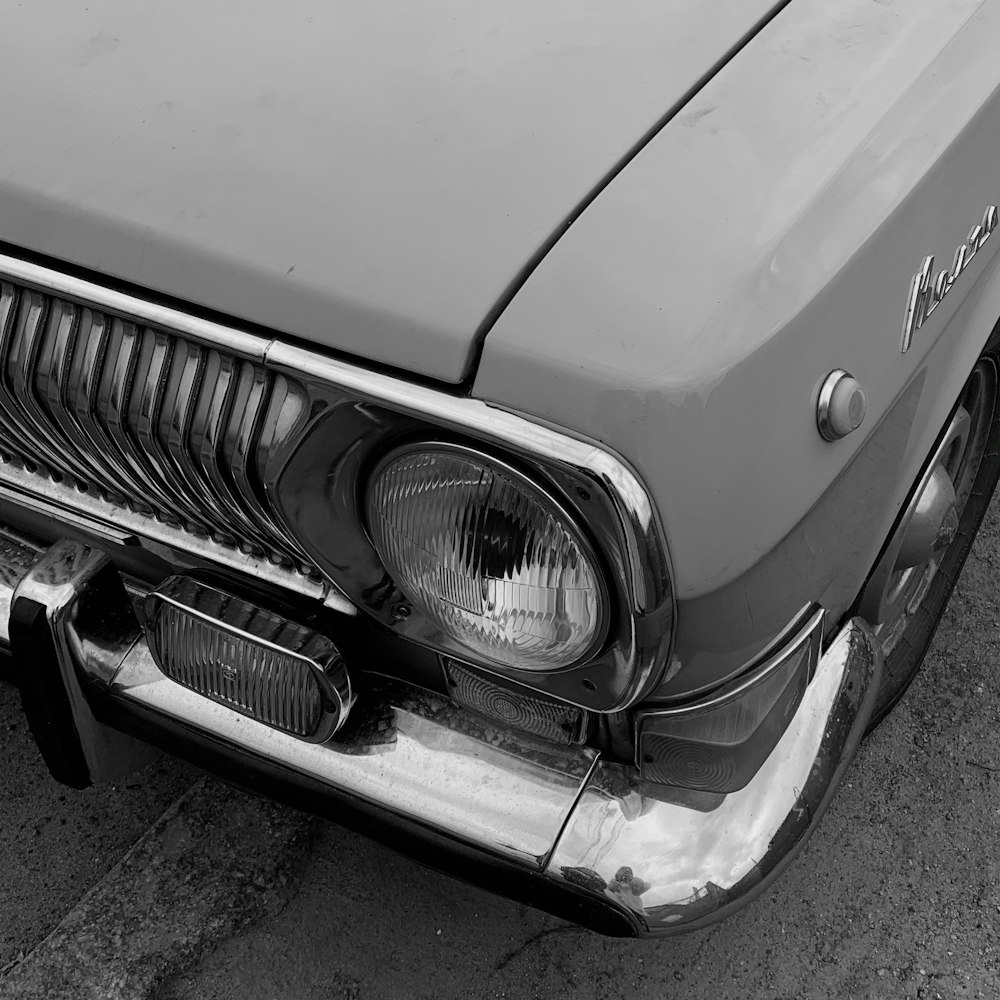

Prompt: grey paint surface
[
  {"left": 474, "top": 0, "right": 1000, "bottom": 692},
  {"left": 475, "top": 0, "right": 995, "bottom": 595},
  {"left": 0, "top": 0, "right": 781, "bottom": 383}
]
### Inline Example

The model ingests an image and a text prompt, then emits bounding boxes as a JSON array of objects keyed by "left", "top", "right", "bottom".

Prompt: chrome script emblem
[{"left": 901, "top": 205, "right": 998, "bottom": 353}]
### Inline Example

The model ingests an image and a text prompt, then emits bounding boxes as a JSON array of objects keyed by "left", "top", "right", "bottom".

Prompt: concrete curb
[{"left": 0, "top": 777, "right": 313, "bottom": 1000}]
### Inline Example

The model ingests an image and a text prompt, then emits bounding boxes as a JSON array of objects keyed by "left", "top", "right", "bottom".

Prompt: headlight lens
[{"left": 365, "top": 444, "right": 606, "bottom": 670}]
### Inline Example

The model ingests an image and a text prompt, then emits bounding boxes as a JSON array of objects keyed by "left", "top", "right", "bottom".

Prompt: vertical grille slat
[
  {"left": 42, "top": 300, "right": 115, "bottom": 493},
  {"left": 191, "top": 352, "right": 260, "bottom": 547},
  {"left": 214, "top": 362, "right": 294, "bottom": 558},
  {"left": 5, "top": 289, "right": 71, "bottom": 477},
  {"left": 71, "top": 310, "right": 149, "bottom": 508},
  {"left": 226, "top": 365, "right": 304, "bottom": 564},
  {"left": 162, "top": 341, "right": 219, "bottom": 529},
  {"left": 131, "top": 329, "right": 212, "bottom": 530},
  {"left": 103, "top": 318, "right": 168, "bottom": 513},
  {"left": 0, "top": 277, "right": 312, "bottom": 574},
  {"left": 34, "top": 299, "right": 96, "bottom": 486},
  {"left": 0, "top": 283, "right": 37, "bottom": 463}
]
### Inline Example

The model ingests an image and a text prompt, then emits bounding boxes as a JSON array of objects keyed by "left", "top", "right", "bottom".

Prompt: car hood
[{"left": 0, "top": 0, "right": 783, "bottom": 383}]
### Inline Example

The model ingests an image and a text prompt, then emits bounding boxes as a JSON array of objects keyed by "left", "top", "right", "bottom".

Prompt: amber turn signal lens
[
  {"left": 444, "top": 659, "right": 584, "bottom": 744},
  {"left": 365, "top": 443, "right": 607, "bottom": 671},
  {"left": 638, "top": 609, "right": 823, "bottom": 793}
]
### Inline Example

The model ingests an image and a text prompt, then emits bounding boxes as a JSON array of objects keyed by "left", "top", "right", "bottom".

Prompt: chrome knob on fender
[{"left": 817, "top": 370, "right": 868, "bottom": 441}]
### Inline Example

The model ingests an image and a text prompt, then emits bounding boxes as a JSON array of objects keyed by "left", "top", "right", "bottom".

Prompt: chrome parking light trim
[{"left": 145, "top": 576, "right": 355, "bottom": 742}]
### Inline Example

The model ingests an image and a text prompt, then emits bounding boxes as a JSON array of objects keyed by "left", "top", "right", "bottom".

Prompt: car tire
[{"left": 860, "top": 335, "right": 1000, "bottom": 731}]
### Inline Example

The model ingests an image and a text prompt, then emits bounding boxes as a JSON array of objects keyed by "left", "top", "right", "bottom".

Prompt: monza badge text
[{"left": 901, "top": 205, "right": 998, "bottom": 353}]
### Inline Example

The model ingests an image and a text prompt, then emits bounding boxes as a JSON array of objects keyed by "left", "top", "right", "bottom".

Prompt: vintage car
[{"left": 1, "top": 0, "right": 998, "bottom": 937}]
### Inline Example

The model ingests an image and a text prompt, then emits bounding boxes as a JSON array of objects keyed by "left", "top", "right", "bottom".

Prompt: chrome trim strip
[
  {"left": 0, "top": 466, "right": 354, "bottom": 612},
  {"left": 268, "top": 340, "right": 669, "bottom": 606},
  {"left": 270, "top": 343, "right": 675, "bottom": 710},
  {"left": 268, "top": 339, "right": 668, "bottom": 613},
  {"left": 0, "top": 253, "right": 271, "bottom": 361},
  {"left": 635, "top": 606, "right": 823, "bottom": 723}
]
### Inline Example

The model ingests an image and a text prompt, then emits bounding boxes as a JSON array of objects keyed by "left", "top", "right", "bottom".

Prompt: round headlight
[{"left": 365, "top": 444, "right": 607, "bottom": 671}]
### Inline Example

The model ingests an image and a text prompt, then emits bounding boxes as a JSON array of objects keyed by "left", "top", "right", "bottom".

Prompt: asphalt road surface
[{"left": 4, "top": 500, "right": 1000, "bottom": 999}]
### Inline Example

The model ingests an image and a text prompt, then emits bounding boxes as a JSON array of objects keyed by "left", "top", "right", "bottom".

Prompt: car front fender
[{"left": 473, "top": 0, "right": 1000, "bottom": 695}]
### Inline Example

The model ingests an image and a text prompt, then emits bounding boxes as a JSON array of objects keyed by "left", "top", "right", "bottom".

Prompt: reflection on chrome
[
  {"left": 111, "top": 644, "right": 597, "bottom": 869},
  {"left": 546, "top": 619, "right": 880, "bottom": 933}
]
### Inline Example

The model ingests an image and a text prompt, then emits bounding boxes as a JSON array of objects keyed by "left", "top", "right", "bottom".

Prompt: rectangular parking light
[
  {"left": 144, "top": 576, "right": 353, "bottom": 743},
  {"left": 444, "top": 658, "right": 585, "bottom": 744}
]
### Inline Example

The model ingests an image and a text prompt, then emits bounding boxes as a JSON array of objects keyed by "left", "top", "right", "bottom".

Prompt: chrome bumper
[{"left": 0, "top": 532, "right": 881, "bottom": 937}]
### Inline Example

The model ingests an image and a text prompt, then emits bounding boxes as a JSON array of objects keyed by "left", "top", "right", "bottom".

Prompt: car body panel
[
  {"left": 0, "top": 0, "right": 785, "bottom": 384},
  {"left": 474, "top": 0, "right": 1000, "bottom": 693}
]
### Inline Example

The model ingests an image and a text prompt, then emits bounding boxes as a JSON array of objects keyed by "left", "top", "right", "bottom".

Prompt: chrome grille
[{"left": 0, "top": 278, "right": 310, "bottom": 570}]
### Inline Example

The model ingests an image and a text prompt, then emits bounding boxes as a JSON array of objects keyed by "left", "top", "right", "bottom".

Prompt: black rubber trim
[
  {"left": 9, "top": 597, "right": 91, "bottom": 789},
  {"left": 0, "top": 646, "right": 16, "bottom": 686},
  {"left": 92, "top": 696, "right": 639, "bottom": 937}
]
